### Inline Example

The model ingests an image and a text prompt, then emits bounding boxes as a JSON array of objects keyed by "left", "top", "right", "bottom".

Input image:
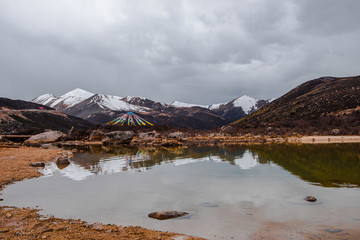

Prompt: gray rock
[
  {"left": 138, "top": 131, "right": 160, "bottom": 139},
  {"left": 102, "top": 131, "right": 135, "bottom": 145},
  {"left": 25, "top": 131, "right": 64, "bottom": 146},
  {"left": 148, "top": 211, "right": 188, "bottom": 220},
  {"left": 168, "top": 132, "right": 186, "bottom": 139}
]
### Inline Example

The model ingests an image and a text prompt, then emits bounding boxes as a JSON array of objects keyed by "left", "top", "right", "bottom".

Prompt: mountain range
[
  {"left": 32, "top": 89, "right": 270, "bottom": 129},
  {"left": 2, "top": 75, "right": 358, "bottom": 135}
]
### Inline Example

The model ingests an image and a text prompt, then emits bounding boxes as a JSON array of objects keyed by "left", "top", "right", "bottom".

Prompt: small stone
[
  {"left": 148, "top": 211, "right": 188, "bottom": 220},
  {"left": 304, "top": 196, "right": 317, "bottom": 202},
  {"left": 30, "top": 162, "right": 45, "bottom": 167},
  {"left": 5, "top": 213, "right": 12, "bottom": 218},
  {"left": 0, "top": 198, "right": 3, "bottom": 201},
  {"left": 71, "top": 149, "right": 78, "bottom": 153}
]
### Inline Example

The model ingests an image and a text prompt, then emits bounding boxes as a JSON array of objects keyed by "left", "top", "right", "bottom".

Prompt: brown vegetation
[{"left": 232, "top": 76, "right": 360, "bottom": 135}]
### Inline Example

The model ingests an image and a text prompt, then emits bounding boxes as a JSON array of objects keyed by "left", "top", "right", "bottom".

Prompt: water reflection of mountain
[
  {"left": 248, "top": 144, "right": 360, "bottom": 188},
  {"left": 42, "top": 144, "right": 360, "bottom": 186},
  {"left": 42, "top": 146, "right": 261, "bottom": 181}
]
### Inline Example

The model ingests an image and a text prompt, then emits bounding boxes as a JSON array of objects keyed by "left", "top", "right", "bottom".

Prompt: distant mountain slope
[
  {"left": 210, "top": 96, "right": 270, "bottom": 121},
  {"left": 0, "top": 98, "right": 53, "bottom": 110},
  {"left": 0, "top": 98, "right": 93, "bottom": 135},
  {"left": 231, "top": 76, "right": 360, "bottom": 134},
  {"left": 33, "top": 88, "right": 94, "bottom": 110}
]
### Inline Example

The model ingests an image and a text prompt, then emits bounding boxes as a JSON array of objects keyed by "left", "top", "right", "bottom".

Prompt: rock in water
[
  {"left": 148, "top": 211, "right": 188, "bottom": 220},
  {"left": 25, "top": 131, "right": 64, "bottom": 146},
  {"left": 304, "top": 196, "right": 317, "bottom": 202},
  {"left": 56, "top": 156, "right": 70, "bottom": 165}
]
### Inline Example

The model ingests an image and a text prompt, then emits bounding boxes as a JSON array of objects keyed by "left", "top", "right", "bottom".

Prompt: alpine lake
[{"left": 1, "top": 144, "right": 360, "bottom": 239}]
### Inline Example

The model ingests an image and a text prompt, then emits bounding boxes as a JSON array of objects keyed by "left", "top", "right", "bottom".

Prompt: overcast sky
[{"left": 0, "top": 0, "right": 359, "bottom": 104}]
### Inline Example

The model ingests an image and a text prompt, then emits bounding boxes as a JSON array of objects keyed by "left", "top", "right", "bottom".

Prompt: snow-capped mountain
[
  {"left": 89, "top": 94, "right": 149, "bottom": 112},
  {"left": 170, "top": 95, "right": 271, "bottom": 121},
  {"left": 170, "top": 95, "right": 265, "bottom": 115},
  {"left": 32, "top": 88, "right": 94, "bottom": 110},
  {"left": 208, "top": 95, "right": 258, "bottom": 114},
  {"left": 32, "top": 88, "right": 271, "bottom": 129}
]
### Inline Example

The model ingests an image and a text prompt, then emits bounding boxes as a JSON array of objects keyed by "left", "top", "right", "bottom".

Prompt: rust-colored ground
[{"left": 0, "top": 147, "right": 63, "bottom": 191}]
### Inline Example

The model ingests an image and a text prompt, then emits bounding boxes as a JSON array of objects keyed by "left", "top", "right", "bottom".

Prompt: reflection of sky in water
[
  {"left": 3, "top": 145, "right": 360, "bottom": 240},
  {"left": 42, "top": 150, "right": 260, "bottom": 181}
]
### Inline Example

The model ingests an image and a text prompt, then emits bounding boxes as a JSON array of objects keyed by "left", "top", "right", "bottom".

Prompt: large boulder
[
  {"left": 102, "top": 131, "right": 135, "bottom": 145},
  {"left": 25, "top": 131, "right": 64, "bottom": 146}
]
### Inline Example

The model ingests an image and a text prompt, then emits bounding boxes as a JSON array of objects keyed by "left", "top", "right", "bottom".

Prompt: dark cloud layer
[{"left": 1, "top": 0, "right": 359, "bottom": 104}]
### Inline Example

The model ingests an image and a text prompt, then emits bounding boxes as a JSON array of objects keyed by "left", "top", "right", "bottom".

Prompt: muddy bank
[{"left": 0, "top": 147, "right": 203, "bottom": 240}]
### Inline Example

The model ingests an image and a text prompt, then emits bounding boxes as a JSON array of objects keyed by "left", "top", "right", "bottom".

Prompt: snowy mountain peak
[
  {"left": 50, "top": 88, "right": 95, "bottom": 108},
  {"left": 32, "top": 93, "right": 57, "bottom": 106},
  {"left": 232, "top": 95, "right": 257, "bottom": 114},
  {"left": 89, "top": 94, "right": 149, "bottom": 112},
  {"left": 61, "top": 88, "right": 94, "bottom": 99},
  {"left": 170, "top": 101, "right": 208, "bottom": 108},
  {"left": 124, "top": 96, "right": 147, "bottom": 102}
]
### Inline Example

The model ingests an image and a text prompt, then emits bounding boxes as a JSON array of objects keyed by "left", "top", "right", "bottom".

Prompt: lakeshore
[{"left": 1, "top": 140, "right": 360, "bottom": 239}]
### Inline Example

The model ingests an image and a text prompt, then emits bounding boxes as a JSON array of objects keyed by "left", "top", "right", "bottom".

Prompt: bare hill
[{"left": 231, "top": 76, "right": 360, "bottom": 135}]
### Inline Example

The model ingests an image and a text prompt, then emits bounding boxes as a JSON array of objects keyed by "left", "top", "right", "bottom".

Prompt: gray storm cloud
[{"left": 0, "top": 0, "right": 359, "bottom": 104}]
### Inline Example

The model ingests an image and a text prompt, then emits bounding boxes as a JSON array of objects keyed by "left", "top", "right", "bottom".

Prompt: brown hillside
[{"left": 231, "top": 76, "right": 360, "bottom": 135}]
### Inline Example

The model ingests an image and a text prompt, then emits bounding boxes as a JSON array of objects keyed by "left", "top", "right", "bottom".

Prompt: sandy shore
[
  {"left": 1, "top": 144, "right": 360, "bottom": 239},
  {"left": 290, "top": 135, "right": 360, "bottom": 143}
]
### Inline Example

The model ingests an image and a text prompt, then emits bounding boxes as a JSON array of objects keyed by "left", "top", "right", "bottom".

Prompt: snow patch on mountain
[
  {"left": 90, "top": 94, "right": 149, "bottom": 112},
  {"left": 208, "top": 102, "right": 225, "bottom": 110},
  {"left": 50, "top": 88, "right": 94, "bottom": 108},
  {"left": 124, "top": 96, "right": 147, "bottom": 102},
  {"left": 170, "top": 101, "right": 208, "bottom": 108},
  {"left": 232, "top": 95, "right": 257, "bottom": 114},
  {"left": 32, "top": 93, "right": 57, "bottom": 106}
]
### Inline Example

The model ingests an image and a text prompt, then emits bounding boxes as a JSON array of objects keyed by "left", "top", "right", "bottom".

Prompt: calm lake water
[{"left": 1, "top": 144, "right": 360, "bottom": 239}]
